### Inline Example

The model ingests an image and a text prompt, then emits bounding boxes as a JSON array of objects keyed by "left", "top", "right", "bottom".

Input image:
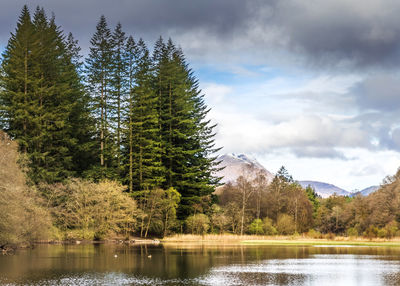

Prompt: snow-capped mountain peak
[
  {"left": 216, "top": 153, "right": 274, "bottom": 184},
  {"left": 225, "top": 153, "right": 264, "bottom": 169}
]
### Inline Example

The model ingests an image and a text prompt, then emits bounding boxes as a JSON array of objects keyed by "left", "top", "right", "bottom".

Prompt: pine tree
[
  {"left": 153, "top": 38, "right": 221, "bottom": 218},
  {"left": 85, "top": 15, "right": 116, "bottom": 179},
  {"left": 110, "top": 23, "right": 127, "bottom": 171},
  {"left": 65, "top": 33, "right": 97, "bottom": 176},
  {"left": 0, "top": 6, "right": 92, "bottom": 183},
  {"left": 124, "top": 36, "right": 137, "bottom": 192},
  {"left": 126, "top": 39, "right": 164, "bottom": 192},
  {"left": 0, "top": 5, "right": 37, "bottom": 153}
]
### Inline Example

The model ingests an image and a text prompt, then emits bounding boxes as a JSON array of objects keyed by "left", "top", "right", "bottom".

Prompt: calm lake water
[{"left": 1, "top": 243, "right": 400, "bottom": 285}]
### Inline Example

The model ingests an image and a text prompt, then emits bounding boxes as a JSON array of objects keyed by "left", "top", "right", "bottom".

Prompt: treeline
[
  {"left": 215, "top": 166, "right": 316, "bottom": 236},
  {"left": 215, "top": 165, "right": 400, "bottom": 239},
  {"left": 0, "top": 5, "right": 220, "bottom": 223}
]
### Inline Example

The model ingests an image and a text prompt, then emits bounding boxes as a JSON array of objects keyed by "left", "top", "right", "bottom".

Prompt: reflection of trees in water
[{"left": 2, "top": 244, "right": 400, "bottom": 284}]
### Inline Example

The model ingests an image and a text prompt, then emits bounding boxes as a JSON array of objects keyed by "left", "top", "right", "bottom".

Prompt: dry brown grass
[{"left": 162, "top": 233, "right": 400, "bottom": 244}]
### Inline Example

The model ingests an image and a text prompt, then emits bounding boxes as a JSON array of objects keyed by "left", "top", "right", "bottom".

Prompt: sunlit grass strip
[
  {"left": 162, "top": 234, "right": 400, "bottom": 247},
  {"left": 240, "top": 240, "right": 400, "bottom": 247},
  {"left": 162, "top": 234, "right": 280, "bottom": 242}
]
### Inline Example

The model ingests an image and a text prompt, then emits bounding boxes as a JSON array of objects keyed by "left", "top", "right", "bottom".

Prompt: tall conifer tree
[
  {"left": 110, "top": 23, "right": 127, "bottom": 170},
  {"left": 0, "top": 5, "right": 36, "bottom": 153},
  {"left": 153, "top": 38, "right": 221, "bottom": 218},
  {"left": 124, "top": 36, "right": 137, "bottom": 192},
  {"left": 124, "top": 39, "right": 164, "bottom": 192},
  {"left": 0, "top": 6, "right": 91, "bottom": 183},
  {"left": 65, "top": 33, "right": 97, "bottom": 176},
  {"left": 85, "top": 15, "right": 116, "bottom": 179}
]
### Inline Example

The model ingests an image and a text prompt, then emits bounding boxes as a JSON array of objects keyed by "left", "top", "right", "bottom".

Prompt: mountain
[
  {"left": 216, "top": 153, "right": 274, "bottom": 184},
  {"left": 298, "top": 181, "right": 351, "bottom": 198},
  {"left": 216, "top": 153, "right": 380, "bottom": 199},
  {"left": 350, "top": 185, "right": 380, "bottom": 197}
]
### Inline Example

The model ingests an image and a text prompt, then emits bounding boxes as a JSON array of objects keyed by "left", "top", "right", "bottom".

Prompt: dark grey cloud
[
  {"left": 270, "top": 0, "right": 400, "bottom": 69},
  {"left": 352, "top": 74, "right": 400, "bottom": 111},
  {"left": 0, "top": 0, "right": 257, "bottom": 53},
  {"left": 2, "top": 0, "right": 400, "bottom": 69}
]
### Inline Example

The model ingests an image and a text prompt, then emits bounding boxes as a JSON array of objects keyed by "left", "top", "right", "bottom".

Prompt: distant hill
[
  {"left": 350, "top": 186, "right": 380, "bottom": 197},
  {"left": 216, "top": 153, "right": 381, "bottom": 198},
  {"left": 216, "top": 153, "right": 274, "bottom": 184},
  {"left": 298, "top": 181, "right": 351, "bottom": 198}
]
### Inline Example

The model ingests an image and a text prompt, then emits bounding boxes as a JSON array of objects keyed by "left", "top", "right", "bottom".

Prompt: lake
[{"left": 1, "top": 243, "right": 400, "bottom": 285}]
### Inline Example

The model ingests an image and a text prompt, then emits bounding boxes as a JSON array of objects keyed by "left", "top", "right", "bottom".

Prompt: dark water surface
[{"left": 1, "top": 243, "right": 400, "bottom": 285}]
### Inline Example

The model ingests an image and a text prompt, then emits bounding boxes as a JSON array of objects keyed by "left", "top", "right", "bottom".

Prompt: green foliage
[
  {"left": 346, "top": 227, "right": 358, "bottom": 237},
  {"left": 307, "top": 229, "right": 322, "bottom": 239},
  {"left": 161, "top": 188, "right": 181, "bottom": 236},
  {"left": 41, "top": 179, "right": 137, "bottom": 240},
  {"left": 185, "top": 214, "right": 210, "bottom": 235},
  {"left": 305, "top": 185, "right": 320, "bottom": 217},
  {"left": 276, "top": 166, "right": 293, "bottom": 183},
  {"left": 153, "top": 38, "right": 221, "bottom": 218},
  {"left": 85, "top": 15, "right": 116, "bottom": 176},
  {"left": 134, "top": 187, "right": 181, "bottom": 237},
  {"left": 248, "top": 219, "right": 264, "bottom": 235},
  {"left": 263, "top": 218, "right": 278, "bottom": 235},
  {"left": 384, "top": 221, "right": 398, "bottom": 238},
  {"left": 363, "top": 225, "right": 379, "bottom": 239},
  {"left": 2, "top": 8, "right": 221, "bottom": 235},
  {"left": 0, "top": 6, "right": 93, "bottom": 183},
  {"left": 123, "top": 38, "right": 164, "bottom": 192}
]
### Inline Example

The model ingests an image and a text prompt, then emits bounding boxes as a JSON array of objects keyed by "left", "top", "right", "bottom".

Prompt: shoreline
[
  {"left": 161, "top": 234, "right": 400, "bottom": 247},
  {"left": 5, "top": 234, "right": 400, "bottom": 252}
]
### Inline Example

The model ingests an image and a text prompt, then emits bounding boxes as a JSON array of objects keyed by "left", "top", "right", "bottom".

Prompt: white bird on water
[
  {"left": 147, "top": 254, "right": 152, "bottom": 258},
  {"left": 114, "top": 254, "right": 118, "bottom": 258}
]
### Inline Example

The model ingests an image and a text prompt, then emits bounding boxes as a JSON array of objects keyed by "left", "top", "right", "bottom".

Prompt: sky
[{"left": 1, "top": 0, "right": 400, "bottom": 191}]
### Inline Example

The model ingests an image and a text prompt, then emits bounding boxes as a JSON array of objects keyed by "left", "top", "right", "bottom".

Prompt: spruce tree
[
  {"left": 65, "top": 33, "right": 97, "bottom": 176},
  {"left": 125, "top": 39, "right": 164, "bottom": 192},
  {"left": 0, "top": 6, "right": 92, "bottom": 183},
  {"left": 85, "top": 15, "right": 116, "bottom": 179},
  {"left": 110, "top": 23, "right": 127, "bottom": 171},
  {"left": 0, "top": 5, "right": 36, "bottom": 153},
  {"left": 153, "top": 38, "right": 221, "bottom": 218},
  {"left": 124, "top": 36, "right": 137, "bottom": 192}
]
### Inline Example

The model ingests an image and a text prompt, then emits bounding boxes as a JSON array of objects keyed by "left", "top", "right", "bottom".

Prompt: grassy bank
[{"left": 162, "top": 234, "right": 400, "bottom": 247}]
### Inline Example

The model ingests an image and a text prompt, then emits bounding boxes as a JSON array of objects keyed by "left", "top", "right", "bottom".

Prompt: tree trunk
[
  {"left": 168, "top": 82, "right": 172, "bottom": 187},
  {"left": 100, "top": 83, "right": 104, "bottom": 166},
  {"left": 241, "top": 190, "right": 245, "bottom": 236},
  {"left": 23, "top": 48, "right": 28, "bottom": 153}
]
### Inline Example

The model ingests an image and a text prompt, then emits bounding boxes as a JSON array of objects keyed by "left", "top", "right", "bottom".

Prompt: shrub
[
  {"left": 0, "top": 131, "right": 51, "bottom": 248},
  {"left": 41, "top": 179, "right": 138, "bottom": 240},
  {"left": 377, "top": 228, "right": 387, "bottom": 238},
  {"left": 263, "top": 217, "right": 278, "bottom": 235},
  {"left": 384, "top": 221, "right": 398, "bottom": 238},
  {"left": 346, "top": 227, "right": 358, "bottom": 237},
  {"left": 363, "top": 225, "right": 379, "bottom": 239},
  {"left": 307, "top": 229, "right": 322, "bottom": 239},
  {"left": 276, "top": 214, "right": 295, "bottom": 235},
  {"left": 186, "top": 214, "right": 210, "bottom": 235},
  {"left": 249, "top": 219, "right": 264, "bottom": 235},
  {"left": 324, "top": 232, "right": 336, "bottom": 240}
]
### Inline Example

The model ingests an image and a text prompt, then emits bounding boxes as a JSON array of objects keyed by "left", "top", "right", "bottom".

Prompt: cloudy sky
[{"left": 1, "top": 0, "right": 400, "bottom": 191}]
